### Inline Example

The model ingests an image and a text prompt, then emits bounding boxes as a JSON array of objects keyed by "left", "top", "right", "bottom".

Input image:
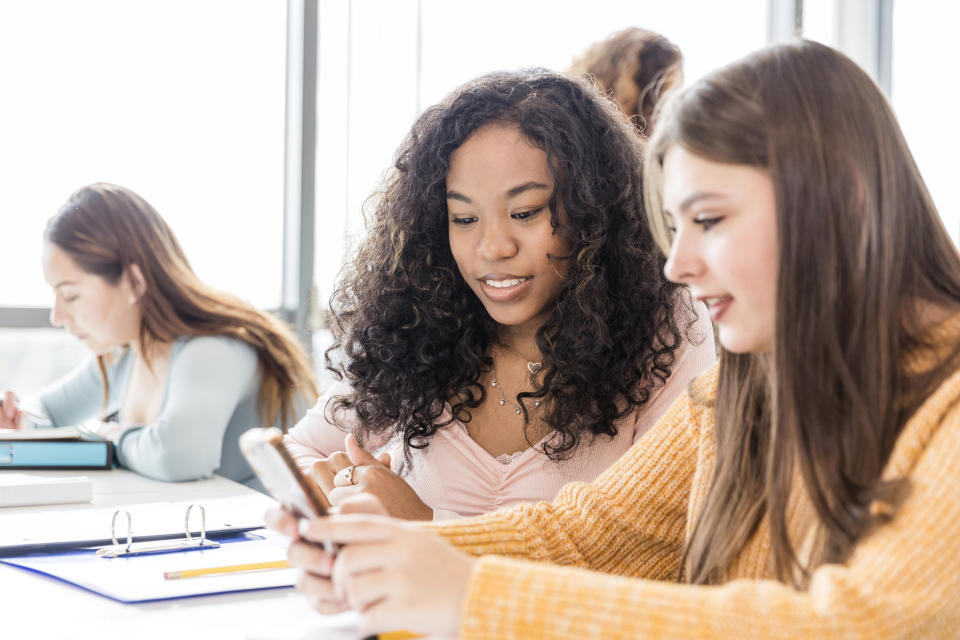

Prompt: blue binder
[{"left": 0, "top": 440, "right": 113, "bottom": 469}]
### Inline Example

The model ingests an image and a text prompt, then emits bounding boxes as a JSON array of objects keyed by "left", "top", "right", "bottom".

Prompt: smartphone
[{"left": 239, "top": 426, "right": 330, "bottom": 520}]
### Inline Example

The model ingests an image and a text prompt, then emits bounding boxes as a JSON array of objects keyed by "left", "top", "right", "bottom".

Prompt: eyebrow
[
  {"left": 446, "top": 181, "right": 551, "bottom": 203},
  {"left": 675, "top": 190, "right": 728, "bottom": 213},
  {"left": 52, "top": 281, "right": 78, "bottom": 290}
]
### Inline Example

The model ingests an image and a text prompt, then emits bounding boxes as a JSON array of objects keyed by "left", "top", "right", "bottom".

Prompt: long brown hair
[
  {"left": 45, "top": 182, "right": 318, "bottom": 429},
  {"left": 568, "top": 27, "right": 683, "bottom": 136},
  {"left": 645, "top": 41, "right": 960, "bottom": 587}
]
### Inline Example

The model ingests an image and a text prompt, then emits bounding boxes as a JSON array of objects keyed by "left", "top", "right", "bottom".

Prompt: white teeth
[
  {"left": 485, "top": 278, "right": 527, "bottom": 288},
  {"left": 704, "top": 296, "right": 731, "bottom": 306}
]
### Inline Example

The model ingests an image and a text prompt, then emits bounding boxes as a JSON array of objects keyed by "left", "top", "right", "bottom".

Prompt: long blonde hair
[{"left": 46, "top": 182, "right": 318, "bottom": 429}]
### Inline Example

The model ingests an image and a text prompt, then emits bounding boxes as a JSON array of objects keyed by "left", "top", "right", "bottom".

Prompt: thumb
[
  {"left": 376, "top": 451, "right": 391, "bottom": 467},
  {"left": 344, "top": 433, "right": 380, "bottom": 466},
  {"left": 338, "top": 493, "right": 388, "bottom": 516}
]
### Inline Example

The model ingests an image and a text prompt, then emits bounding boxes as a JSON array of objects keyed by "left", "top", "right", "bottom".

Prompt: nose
[
  {"left": 663, "top": 228, "right": 704, "bottom": 284},
  {"left": 49, "top": 297, "right": 66, "bottom": 328},
  {"left": 478, "top": 215, "right": 518, "bottom": 263}
]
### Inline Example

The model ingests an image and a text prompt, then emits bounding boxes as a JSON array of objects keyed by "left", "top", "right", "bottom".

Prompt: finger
[
  {"left": 311, "top": 452, "right": 352, "bottom": 494},
  {"left": 301, "top": 513, "right": 403, "bottom": 545},
  {"left": 345, "top": 433, "right": 382, "bottom": 466},
  {"left": 332, "top": 540, "right": 396, "bottom": 579},
  {"left": 357, "top": 597, "right": 408, "bottom": 638},
  {"left": 332, "top": 463, "right": 366, "bottom": 488},
  {"left": 264, "top": 506, "right": 300, "bottom": 539},
  {"left": 329, "top": 485, "right": 364, "bottom": 505},
  {"left": 295, "top": 569, "right": 345, "bottom": 610},
  {"left": 2, "top": 391, "right": 16, "bottom": 421},
  {"left": 340, "top": 568, "right": 390, "bottom": 613},
  {"left": 308, "top": 596, "right": 349, "bottom": 615},
  {"left": 338, "top": 493, "right": 389, "bottom": 516},
  {"left": 287, "top": 539, "right": 335, "bottom": 575},
  {"left": 376, "top": 451, "right": 391, "bottom": 467}
]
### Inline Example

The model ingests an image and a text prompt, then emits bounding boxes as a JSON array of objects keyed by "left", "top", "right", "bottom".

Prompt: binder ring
[
  {"left": 184, "top": 503, "right": 208, "bottom": 544},
  {"left": 110, "top": 509, "right": 134, "bottom": 553},
  {"left": 96, "top": 504, "right": 221, "bottom": 558}
]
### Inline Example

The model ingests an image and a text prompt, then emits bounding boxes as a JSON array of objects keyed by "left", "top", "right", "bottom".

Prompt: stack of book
[{"left": 0, "top": 426, "right": 113, "bottom": 470}]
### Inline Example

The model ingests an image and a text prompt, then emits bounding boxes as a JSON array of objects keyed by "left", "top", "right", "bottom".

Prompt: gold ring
[{"left": 341, "top": 465, "right": 357, "bottom": 486}]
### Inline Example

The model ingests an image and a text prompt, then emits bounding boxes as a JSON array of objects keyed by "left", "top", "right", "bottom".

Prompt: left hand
[
  {"left": 80, "top": 419, "right": 128, "bottom": 443},
  {"left": 330, "top": 434, "right": 433, "bottom": 521},
  {"left": 297, "top": 506, "right": 476, "bottom": 637}
]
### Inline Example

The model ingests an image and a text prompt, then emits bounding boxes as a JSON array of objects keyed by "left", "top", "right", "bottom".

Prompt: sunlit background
[{"left": 1, "top": 0, "right": 957, "bottom": 393}]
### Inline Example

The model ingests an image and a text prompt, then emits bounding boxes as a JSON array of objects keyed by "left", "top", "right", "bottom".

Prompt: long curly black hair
[{"left": 327, "top": 68, "right": 693, "bottom": 460}]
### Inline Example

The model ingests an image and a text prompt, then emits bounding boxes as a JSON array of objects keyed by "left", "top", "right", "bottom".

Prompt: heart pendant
[{"left": 527, "top": 361, "right": 542, "bottom": 375}]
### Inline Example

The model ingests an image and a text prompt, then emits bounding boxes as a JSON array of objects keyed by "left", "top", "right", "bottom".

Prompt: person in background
[
  {"left": 0, "top": 183, "right": 318, "bottom": 489},
  {"left": 272, "top": 41, "right": 960, "bottom": 638},
  {"left": 284, "top": 69, "right": 715, "bottom": 520},
  {"left": 568, "top": 26, "right": 683, "bottom": 137}
]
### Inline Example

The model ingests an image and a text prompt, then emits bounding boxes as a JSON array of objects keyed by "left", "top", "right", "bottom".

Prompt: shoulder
[
  {"left": 173, "top": 335, "right": 259, "bottom": 371},
  {"left": 888, "top": 364, "right": 960, "bottom": 477}
]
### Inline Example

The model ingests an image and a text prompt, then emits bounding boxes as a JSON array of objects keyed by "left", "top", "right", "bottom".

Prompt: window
[
  {"left": 891, "top": 2, "right": 960, "bottom": 244},
  {"left": 0, "top": 1, "right": 287, "bottom": 310},
  {"left": 313, "top": 0, "right": 769, "bottom": 305},
  {"left": 0, "top": 0, "right": 287, "bottom": 390}
]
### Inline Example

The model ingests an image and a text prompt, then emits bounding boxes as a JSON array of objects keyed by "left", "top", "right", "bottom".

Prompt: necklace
[
  {"left": 499, "top": 342, "right": 543, "bottom": 375},
  {"left": 491, "top": 368, "right": 542, "bottom": 415}
]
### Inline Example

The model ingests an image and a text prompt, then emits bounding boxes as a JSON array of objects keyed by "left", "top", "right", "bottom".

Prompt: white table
[{"left": 1, "top": 470, "right": 361, "bottom": 640}]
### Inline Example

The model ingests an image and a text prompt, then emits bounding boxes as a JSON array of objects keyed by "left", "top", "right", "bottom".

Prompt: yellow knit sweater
[{"left": 429, "top": 317, "right": 960, "bottom": 639}]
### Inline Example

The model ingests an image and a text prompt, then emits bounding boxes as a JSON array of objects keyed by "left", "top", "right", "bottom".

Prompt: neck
[
  {"left": 130, "top": 334, "right": 171, "bottom": 364},
  {"left": 497, "top": 324, "right": 542, "bottom": 364}
]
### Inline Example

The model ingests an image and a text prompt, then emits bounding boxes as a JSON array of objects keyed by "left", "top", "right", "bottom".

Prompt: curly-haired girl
[{"left": 284, "top": 69, "right": 714, "bottom": 519}]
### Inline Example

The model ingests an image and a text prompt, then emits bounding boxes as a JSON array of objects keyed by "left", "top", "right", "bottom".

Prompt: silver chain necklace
[
  {"left": 499, "top": 342, "right": 543, "bottom": 375},
  {"left": 490, "top": 368, "right": 542, "bottom": 415}
]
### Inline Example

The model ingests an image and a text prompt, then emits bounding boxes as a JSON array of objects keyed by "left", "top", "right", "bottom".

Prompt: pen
[
  {"left": 163, "top": 559, "right": 291, "bottom": 580},
  {"left": 12, "top": 401, "right": 52, "bottom": 426}
]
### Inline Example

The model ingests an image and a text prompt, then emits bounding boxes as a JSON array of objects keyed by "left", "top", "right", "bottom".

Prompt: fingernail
[{"left": 298, "top": 518, "right": 311, "bottom": 539}]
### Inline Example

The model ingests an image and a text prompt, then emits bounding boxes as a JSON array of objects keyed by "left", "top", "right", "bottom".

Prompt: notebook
[
  {"left": 0, "top": 528, "right": 296, "bottom": 603},
  {"left": 0, "top": 492, "right": 278, "bottom": 555},
  {"left": 0, "top": 473, "right": 93, "bottom": 507}
]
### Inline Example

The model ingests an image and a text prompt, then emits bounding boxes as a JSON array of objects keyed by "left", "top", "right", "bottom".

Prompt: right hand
[
  {"left": 265, "top": 493, "right": 389, "bottom": 615},
  {"left": 307, "top": 436, "right": 392, "bottom": 504},
  {"left": 0, "top": 391, "right": 25, "bottom": 429}
]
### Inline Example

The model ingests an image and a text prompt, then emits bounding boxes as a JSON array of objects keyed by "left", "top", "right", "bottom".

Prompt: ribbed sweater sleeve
[
  {"left": 427, "top": 387, "right": 704, "bottom": 578},
  {"left": 455, "top": 390, "right": 960, "bottom": 639}
]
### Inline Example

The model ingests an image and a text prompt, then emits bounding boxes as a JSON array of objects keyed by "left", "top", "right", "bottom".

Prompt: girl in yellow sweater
[{"left": 269, "top": 40, "right": 960, "bottom": 638}]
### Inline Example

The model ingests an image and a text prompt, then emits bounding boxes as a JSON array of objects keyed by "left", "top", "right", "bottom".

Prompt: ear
[{"left": 125, "top": 263, "right": 147, "bottom": 302}]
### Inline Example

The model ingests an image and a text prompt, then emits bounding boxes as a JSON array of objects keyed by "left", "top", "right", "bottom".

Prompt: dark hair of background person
[
  {"left": 644, "top": 40, "right": 960, "bottom": 588},
  {"left": 569, "top": 27, "right": 683, "bottom": 137},
  {"left": 327, "top": 68, "right": 696, "bottom": 461},
  {"left": 45, "top": 183, "right": 319, "bottom": 429}
]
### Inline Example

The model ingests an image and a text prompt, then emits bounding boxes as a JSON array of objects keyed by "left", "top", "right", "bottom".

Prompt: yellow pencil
[
  {"left": 163, "top": 559, "right": 291, "bottom": 580},
  {"left": 372, "top": 632, "right": 423, "bottom": 640}
]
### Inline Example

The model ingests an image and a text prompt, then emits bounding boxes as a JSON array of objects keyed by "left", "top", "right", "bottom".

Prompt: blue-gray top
[{"left": 36, "top": 335, "right": 278, "bottom": 490}]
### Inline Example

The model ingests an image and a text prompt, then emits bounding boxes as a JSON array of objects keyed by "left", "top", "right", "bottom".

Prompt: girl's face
[
  {"left": 661, "top": 145, "right": 778, "bottom": 354},
  {"left": 42, "top": 242, "right": 142, "bottom": 354},
  {"left": 446, "top": 124, "right": 569, "bottom": 336}
]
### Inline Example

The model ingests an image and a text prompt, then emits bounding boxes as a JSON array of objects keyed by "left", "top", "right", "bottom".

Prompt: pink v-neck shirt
[{"left": 285, "top": 309, "right": 716, "bottom": 520}]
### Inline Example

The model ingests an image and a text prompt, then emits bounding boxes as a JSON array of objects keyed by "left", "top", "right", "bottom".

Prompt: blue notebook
[
  {"left": 0, "top": 529, "right": 295, "bottom": 603},
  {"left": 0, "top": 439, "right": 113, "bottom": 469}
]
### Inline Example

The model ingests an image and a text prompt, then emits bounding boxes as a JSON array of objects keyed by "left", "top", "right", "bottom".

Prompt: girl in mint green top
[{"left": 0, "top": 183, "right": 318, "bottom": 489}]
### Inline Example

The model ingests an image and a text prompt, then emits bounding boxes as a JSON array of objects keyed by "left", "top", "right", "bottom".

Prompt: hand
[
  {"left": 265, "top": 494, "right": 390, "bottom": 615},
  {"left": 308, "top": 434, "right": 390, "bottom": 500},
  {"left": 329, "top": 434, "right": 433, "bottom": 521},
  {"left": 302, "top": 505, "right": 476, "bottom": 637},
  {"left": 80, "top": 419, "right": 129, "bottom": 443},
  {"left": 0, "top": 390, "right": 26, "bottom": 429}
]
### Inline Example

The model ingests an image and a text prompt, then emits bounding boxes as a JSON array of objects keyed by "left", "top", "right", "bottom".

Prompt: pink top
[{"left": 285, "top": 308, "right": 716, "bottom": 520}]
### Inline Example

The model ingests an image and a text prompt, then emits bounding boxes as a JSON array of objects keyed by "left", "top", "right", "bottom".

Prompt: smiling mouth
[{"left": 483, "top": 277, "right": 531, "bottom": 288}]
